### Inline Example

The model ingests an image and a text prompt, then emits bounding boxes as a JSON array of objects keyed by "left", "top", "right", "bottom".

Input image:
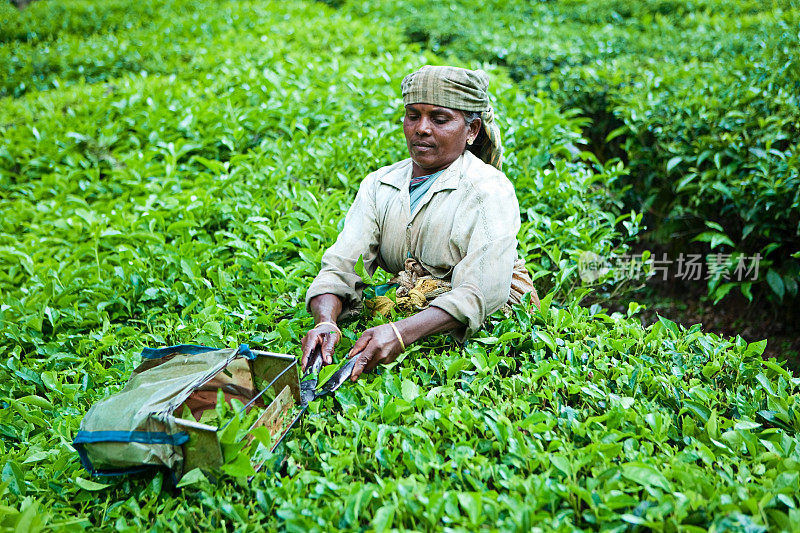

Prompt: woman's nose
[{"left": 416, "top": 117, "right": 432, "bottom": 135}]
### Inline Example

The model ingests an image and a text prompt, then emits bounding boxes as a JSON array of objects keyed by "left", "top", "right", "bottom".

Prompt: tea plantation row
[
  {"left": 1, "top": 0, "right": 799, "bottom": 531},
  {"left": 342, "top": 0, "right": 800, "bottom": 305}
]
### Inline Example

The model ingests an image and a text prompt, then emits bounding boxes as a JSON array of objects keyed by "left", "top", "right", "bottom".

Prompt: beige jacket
[{"left": 306, "top": 151, "right": 520, "bottom": 337}]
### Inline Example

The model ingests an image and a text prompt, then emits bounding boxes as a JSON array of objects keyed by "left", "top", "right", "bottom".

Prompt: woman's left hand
[{"left": 348, "top": 324, "right": 404, "bottom": 381}]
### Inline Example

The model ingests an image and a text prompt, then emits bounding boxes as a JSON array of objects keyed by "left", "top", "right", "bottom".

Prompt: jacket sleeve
[
  {"left": 429, "top": 176, "right": 520, "bottom": 339},
  {"left": 305, "top": 173, "right": 381, "bottom": 318}
]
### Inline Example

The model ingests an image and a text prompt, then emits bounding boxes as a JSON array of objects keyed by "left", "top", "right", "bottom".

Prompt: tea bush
[
  {"left": 1, "top": 0, "right": 798, "bottom": 531},
  {"left": 1, "top": 0, "right": 395, "bottom": 97},
  {"left": 345, "top": 0, "right": 800, "bottom": 304},
  {"left": 0, "top": 0, "right": 166, "bottom": 44}
]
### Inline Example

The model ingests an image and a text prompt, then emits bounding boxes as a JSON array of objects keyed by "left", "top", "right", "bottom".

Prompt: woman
[{"left": 301, "top": 65, "right": 537, "bottom": 381}]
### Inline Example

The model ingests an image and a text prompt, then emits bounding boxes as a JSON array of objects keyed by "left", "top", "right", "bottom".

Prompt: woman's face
[{"left": 403, "top": 104, "right": 480, "bottom": 177}]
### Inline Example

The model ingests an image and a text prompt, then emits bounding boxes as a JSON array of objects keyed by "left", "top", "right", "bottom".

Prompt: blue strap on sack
[
  {"left": 73, "top": 431, "right": 190, "bottom": 476},
  {"left": 140, "top": 344, "right": 255, "bottom": 360}
]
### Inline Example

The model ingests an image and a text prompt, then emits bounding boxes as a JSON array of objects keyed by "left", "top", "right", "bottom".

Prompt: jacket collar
[{"left": 378, "top": 154, "right": 465, "bottom": 192}]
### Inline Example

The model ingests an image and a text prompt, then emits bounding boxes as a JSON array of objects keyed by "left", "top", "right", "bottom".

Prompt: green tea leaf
[
  {"left": 317, "top": 362, "right": 340, "bottom": 388},
  {"left": 534, "top": 331, "right": 556, "bottom": 352},
  {"left": 17, "top": 395, "right": 53, "bottom": 410},
  {"left": 2, "top": 462, "right": 26, "bottom": 496},
  {"left": 177, "top": 468, "right": 210, "bottom": 488},
  {"left": 221, "top": 454, "right": 255, "bottom": 478},
  {"left": 249, "top": 426, "right": 272, "bottom": 450},
  {"left": 354, "top": 254, "right": 374, "bottom": 285},
  {"left": 657, "top": 315, "right": 680, "bottom": 337},
  {"left": 766, "top": 270, "right": 784, "bottom": 300},
  {"left": 621, "top": 462, "right": 670, "bottom": 491},
  {"left": 447, "top": 358, "right": 469, "bottom": 379},
  {"left": 371, "top": 505, "right": 395, "bottom": 532},
  {"left": 400, "top": 380, "right": 420, "bottom": 402},
  {"left": 550, "top": 455, "right": 573, "bottom": 477},
  {"left": 74, "top": 477, "right": 111, "bottom": 491},
  {"left": 743, "top": 339, "right": 768, "bottom": 359},
  {"left": 666, "top": 156, "right": 682, "bottom": 173}
]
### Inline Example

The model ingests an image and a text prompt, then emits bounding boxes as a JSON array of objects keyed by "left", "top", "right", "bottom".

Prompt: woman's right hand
[{"left": 300, "top": 323, "right": 341, "bottom": 372}]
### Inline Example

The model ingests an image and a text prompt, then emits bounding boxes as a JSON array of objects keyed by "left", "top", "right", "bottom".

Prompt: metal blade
[
  {"left": 300, "top": 347, "right": 323, "bottom": 407},
  {"left": 318, "top": 356, "right": 357, "bottom": 396},
  {"left": 270, "top": 350, "right": 356, "bottom": 454}
]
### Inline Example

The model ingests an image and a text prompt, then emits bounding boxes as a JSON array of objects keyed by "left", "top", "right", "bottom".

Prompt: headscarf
[{"left": 401, "top": 65, "right": 504, "bottom": 170}]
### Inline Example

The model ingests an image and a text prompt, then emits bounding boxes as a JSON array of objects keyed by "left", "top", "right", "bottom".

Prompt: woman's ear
[{"left": 467, "top": 118, "right": 482, "bottom": 145}]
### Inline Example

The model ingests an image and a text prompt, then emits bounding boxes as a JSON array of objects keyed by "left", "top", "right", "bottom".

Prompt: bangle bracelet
[
  {"left": 316, "top": 321, "right": 341, "bottom": 338},
  {"left": 389, "top": 322, "right": 406, "bottom": 351}
]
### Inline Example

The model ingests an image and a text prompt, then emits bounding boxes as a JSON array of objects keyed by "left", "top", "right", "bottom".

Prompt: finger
[
  {"left": 363, "top": 353, "right": 383, "bottom": 374},
  {"left": 300, "top": 336, "right": 311, "bottom": 371},
  {"left": 322, "top": 333, "right": 338, "bottom": 365},
  {"left": 301, "top": 333, "right": 321, "bottom": 371},
  {"left": 350, "top": 349, "right": 372, "bottom": 382},
  {"left": 348, "top": 332, "right": 372, "bottom": 358},
  {"left": 364, "top": 346, "right": 392, "bottom": 374}
]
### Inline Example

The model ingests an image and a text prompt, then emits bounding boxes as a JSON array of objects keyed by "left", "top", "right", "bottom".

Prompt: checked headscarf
[{"left": 401, "top": 65, "right": 504, "bottom": 170}]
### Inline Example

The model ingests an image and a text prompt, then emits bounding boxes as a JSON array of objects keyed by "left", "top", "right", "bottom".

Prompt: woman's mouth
[{"left": 413, "top": 143, "right": 435, "bottom": 152}]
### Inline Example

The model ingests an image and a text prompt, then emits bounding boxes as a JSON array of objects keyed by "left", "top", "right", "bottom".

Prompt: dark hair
[{"left": 462, "top": 110, "right": 488, "bottom": 159}]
